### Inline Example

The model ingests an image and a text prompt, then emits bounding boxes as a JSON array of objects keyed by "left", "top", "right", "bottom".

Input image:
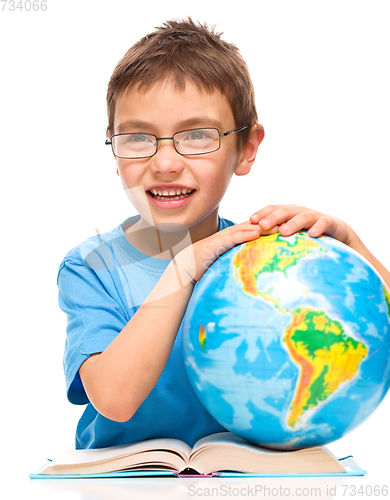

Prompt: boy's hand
[
  {"left": 248, "top": 204, "right": 390, "bottom": 291},
  {"left": 249, "top": 204, "right": 357, "bottom": 247},
  {"left": 173, "top": 220, "right": 276, "bottom": 284}
]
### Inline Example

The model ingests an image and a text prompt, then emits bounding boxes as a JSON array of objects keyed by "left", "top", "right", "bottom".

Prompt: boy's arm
[
  {"left": 347, "top": 236, "right": 390, "bottom": 288},
  {"left": 250, "top": 204, "right": 390, "bottom": 289},
  {"left": 79, "top": 220, "right": 263, "bottom": 422}
]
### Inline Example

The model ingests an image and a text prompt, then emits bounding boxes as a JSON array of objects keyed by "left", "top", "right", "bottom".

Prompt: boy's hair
[{"left": 106, "top": 18, "right": 258, "bottom": 149}]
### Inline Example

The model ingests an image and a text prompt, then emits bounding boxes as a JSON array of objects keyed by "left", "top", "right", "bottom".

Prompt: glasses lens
[
  {"left": 112, "top": 134, "right": 156, "bottom": 158},
  {"left": 174, "top": 128, "right": 220, "bottom": 155}
]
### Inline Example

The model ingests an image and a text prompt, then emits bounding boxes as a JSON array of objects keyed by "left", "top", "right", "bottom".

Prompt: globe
[{"left": 183, "top": 232, "right": 390, "bottom": 450}]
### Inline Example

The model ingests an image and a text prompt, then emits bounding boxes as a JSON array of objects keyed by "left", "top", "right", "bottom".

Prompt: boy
[{"left": 58, "top": 18, "right": 390, "bottom": 450}]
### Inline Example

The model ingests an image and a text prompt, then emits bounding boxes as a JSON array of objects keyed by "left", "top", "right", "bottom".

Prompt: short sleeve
[{"left": 58, "top": 257, "right": 129, "bottom": 405}]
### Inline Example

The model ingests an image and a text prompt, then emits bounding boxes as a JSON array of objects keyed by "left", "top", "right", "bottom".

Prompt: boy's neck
[{"left": 122, "top": 210, "right": 220, "bottom": 259}]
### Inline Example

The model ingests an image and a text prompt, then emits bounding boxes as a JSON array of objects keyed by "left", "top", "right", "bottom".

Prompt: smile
[
  {"left": 149, "top": 189, "right": 194, "bottom": 201},
  {"left": 146, "top": 189, "right": 196, "bottom": 208},
  {"left": 149, "top": 187, "right": 195, "bottom": 199}
]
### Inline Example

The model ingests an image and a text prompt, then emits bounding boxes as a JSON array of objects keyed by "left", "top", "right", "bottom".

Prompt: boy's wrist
[
  {"left": 168, "top": 259, "right": 198, "bottom": 288},
  {"left": 164, "top": 259, "right": 197, "bottom": 291},
  {"left": 346, "top": 229, "right": 365, "bottom": 254}
]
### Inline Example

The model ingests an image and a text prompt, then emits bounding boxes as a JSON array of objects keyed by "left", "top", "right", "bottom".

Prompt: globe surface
[{"left": 183, "top": 232, "right": 390, "bottom": 450}]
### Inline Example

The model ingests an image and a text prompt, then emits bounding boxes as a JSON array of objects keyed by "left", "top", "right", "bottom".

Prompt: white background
[{"left": 1, "top": 1, "right": 389, "bottom": 498}]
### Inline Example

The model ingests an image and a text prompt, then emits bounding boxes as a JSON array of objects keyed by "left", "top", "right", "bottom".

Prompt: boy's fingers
[
  {"left": 258, "top": 206, "right": 301, "bottom": 229},
  {"left": 278, "top": 213, "right": 335, "bottom": 237},
  {"left": 211, "top": 221, "right": 263, "bottom": 254},
  {"left": 250, "top": 205, "right": 278, "bottom": 222},
  {"left": 235, "top": 220, "right": 279, "bottom": 236},
  {"left": 249, "top": 207, "right": 348, "bottom": 244},
  {"left": 260, "top": 226, "right": 280, "bottom": 235},
  {"left": 278, "top": 211, "right": 319, "bottom": 235},
  {"left": 231, "top": 221, "right": 261, "bottom": 241},
  {"left": 205, "top": 221, "right": 259, "bottom": 253},
  {"left": 308, "top": 216, "right": 335, "bottom": 237},
  {"left": 250, "top": 204, "right": 302, "bottom": 225}
]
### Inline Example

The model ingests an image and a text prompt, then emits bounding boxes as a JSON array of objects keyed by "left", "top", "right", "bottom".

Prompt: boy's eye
[
  {"left": 175, "top": 128, "right": 219, "bottom": 154},
  {"left": 185, "top": 130, "right": 210, "bottom": 141},
  {"left": 127, "top": 134, "right": 154, "bottom": 143}
]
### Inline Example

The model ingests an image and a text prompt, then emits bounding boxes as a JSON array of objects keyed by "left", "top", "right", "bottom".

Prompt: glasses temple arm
[{"left": 219, "top": 124, "right": 250, "bottom": 137}]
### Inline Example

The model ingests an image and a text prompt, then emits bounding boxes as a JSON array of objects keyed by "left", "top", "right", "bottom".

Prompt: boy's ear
[{"left": 234, "top": 124, "right": 264, "bottom": 176}]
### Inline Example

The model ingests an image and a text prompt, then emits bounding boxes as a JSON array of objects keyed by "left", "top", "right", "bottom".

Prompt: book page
[
  {"left": 50, "top": 437, "right": 192, "bottom": 466},
  {"left": 189, "top": 433, "right": 344, "bottom": 475},
  {"left": 191, "top": 432, "right": 294, "bottom": 456},
  {"left": 321, "top": 446, "right": 340, "bottom": 462}
]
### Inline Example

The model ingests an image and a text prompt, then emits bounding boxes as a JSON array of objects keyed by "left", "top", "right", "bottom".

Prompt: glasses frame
[{"left": 105, "top": 124, "right": 251, "bottom": 159}]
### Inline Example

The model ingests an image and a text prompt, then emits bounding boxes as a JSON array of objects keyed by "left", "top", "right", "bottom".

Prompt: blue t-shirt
[{"left": 58, "top": 214, "right": 235, "bottom": 449}]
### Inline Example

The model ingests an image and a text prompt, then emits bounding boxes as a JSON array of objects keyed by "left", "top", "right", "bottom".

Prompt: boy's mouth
[{"left": 148, "top": 188, "right": 195, "bottom": 201}]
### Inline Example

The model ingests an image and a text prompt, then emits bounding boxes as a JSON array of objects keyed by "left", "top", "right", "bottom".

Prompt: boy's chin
[{"left": 149, "top": 221, "right": 191, "bottom": 233}]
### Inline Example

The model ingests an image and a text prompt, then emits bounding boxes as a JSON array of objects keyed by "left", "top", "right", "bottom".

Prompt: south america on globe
[{"left": 183, "top": 232, "right": 390, "bottom": 450}]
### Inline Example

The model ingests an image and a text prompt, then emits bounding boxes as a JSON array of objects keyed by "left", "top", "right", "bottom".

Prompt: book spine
[{"left": 175, "top": 472, "right": 222, "bottom": 478}]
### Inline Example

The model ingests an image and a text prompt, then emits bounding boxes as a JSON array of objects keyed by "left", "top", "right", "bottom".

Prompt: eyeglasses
[{"left": 105, "top": 125, "right": 250, "bottom": 159}]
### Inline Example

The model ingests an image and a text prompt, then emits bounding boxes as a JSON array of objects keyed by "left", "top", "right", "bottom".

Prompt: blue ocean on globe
[{"left": 183, "top": 232, "right": 390, "bottom": 450}]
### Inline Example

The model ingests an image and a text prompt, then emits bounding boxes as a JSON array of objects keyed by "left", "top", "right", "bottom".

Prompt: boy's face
[{"left": 113, "top": 78, "right": 261, "bottom": 240}]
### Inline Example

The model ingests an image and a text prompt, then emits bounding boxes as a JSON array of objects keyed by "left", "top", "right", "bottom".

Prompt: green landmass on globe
[
  {"left": 385, "top": 287, "right": 390, "bottom": 317},
  {"left": 283, "top": 307, "right": 367, "bottom": 428}
]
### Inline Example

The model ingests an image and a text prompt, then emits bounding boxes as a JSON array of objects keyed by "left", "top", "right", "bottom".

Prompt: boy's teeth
[
  {"left": 151, "top": 188, "right": 192, "bottom": 196},
  {"left": 149, "top": 187, "right": 194, "bottom": 201}
]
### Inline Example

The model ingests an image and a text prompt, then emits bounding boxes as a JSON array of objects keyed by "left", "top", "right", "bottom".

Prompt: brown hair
[{"left": 106, "top": 18, "right": 258, "bottom": 148}]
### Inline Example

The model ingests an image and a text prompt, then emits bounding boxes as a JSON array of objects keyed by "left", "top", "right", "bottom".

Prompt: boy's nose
[{"left": 150, "top": 140, "right": 185, "bottom": 174}]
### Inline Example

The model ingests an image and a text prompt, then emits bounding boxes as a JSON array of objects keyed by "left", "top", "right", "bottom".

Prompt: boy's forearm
[
  {"left": 349, "top": 234, "right": 390, "bottom": 290},
  {"left": 82, "top": 262, "right": 195, "bottom": 422}
]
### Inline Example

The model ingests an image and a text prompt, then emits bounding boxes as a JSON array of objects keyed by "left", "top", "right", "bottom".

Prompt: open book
[{"left": 33, "top": 432, "right": 357, "bottom": 477}]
